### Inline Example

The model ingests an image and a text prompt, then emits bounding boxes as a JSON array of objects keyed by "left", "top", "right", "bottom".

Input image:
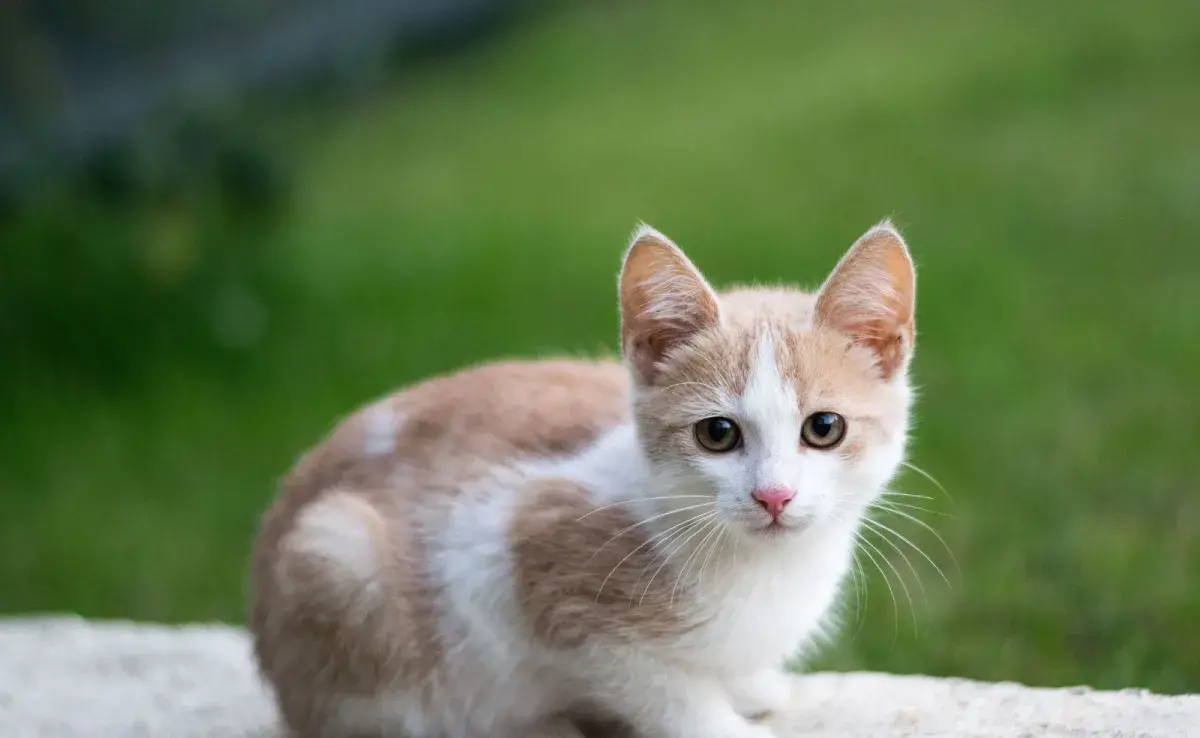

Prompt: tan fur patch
[
  {"left": 248, "top": 359, "right": 631, "bottom": 734},
  {"left": 249, "top": 476, "right": 443, "bottom": 732},
  {"left": 511, "top": 479, "right": 704, "bottom": 648}
]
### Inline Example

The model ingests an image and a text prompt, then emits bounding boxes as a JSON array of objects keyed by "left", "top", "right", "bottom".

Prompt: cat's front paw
[
  {"left": 726, "top": 669, "right": 794, "bottom": 722},
  {"left": 677, "top": 708, "right": 778, "bottom": 738},
  {"left": 593, "top": 665, "right": 781, "bottom": 738},
  {"left": 669, "top": 719, "right": 776, "bottom": 738},
  {"left": 709, "top": 722, "right": 777, "bottom": 738}
]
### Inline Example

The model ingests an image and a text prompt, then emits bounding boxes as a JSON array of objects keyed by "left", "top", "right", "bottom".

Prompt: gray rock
[{"left": 1, "top": 616, "right": 1196, "bottom": 737}]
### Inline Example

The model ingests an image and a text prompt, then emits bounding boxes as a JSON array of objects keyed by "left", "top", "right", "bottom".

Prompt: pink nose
[{"left": 751, "top": 486, "right": 795, "bottom": 520}]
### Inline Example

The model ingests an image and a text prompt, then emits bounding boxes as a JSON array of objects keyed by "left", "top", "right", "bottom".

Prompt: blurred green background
[{"left": 2, "top": 0, "right": 1198, "bottom": 695}]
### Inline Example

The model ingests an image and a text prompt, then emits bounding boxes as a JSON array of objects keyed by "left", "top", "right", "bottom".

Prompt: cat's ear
[
  {"left": 619, "top": 224, "right": 720, "bottom": 384},
  {"left": 815, "top": 220, "right": 916, "bottom": 379}
]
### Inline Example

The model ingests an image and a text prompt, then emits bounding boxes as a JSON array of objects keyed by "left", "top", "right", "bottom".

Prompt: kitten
[{"left": 248, "top": 220, "right": 918, "bottom": 738}]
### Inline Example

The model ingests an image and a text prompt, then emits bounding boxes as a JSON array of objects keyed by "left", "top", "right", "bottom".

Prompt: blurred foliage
[
  {"left": 30, "top": 0, "right": 292, "bottom": 47},
  {"left": 2, "top": 0, "right": 1199, "bottom": 697},
  {"left": 0, "top": 119, "right": 291, "bottom": 386},
  {"left": 0, "top": 0, "right": 522, "bottom": 184}
]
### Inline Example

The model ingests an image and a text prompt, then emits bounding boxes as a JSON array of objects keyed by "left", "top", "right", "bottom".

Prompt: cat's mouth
[{"left": 753, "top": 518, "right": 807, "bottom": 537}]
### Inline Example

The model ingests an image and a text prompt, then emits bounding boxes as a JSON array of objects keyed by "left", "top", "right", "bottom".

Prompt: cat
[{"left": 247, "top": 219, "right": 918, "bottom": 738}]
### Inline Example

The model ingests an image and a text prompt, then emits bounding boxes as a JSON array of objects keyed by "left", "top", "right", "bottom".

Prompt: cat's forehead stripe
[{"left": 740, "top": 332, "right": 799, "bottom": 429}]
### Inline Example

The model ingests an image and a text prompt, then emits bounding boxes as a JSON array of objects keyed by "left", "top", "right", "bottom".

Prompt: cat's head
[{"left": 619, "top": 222, "right": 916, "bottom": 541}]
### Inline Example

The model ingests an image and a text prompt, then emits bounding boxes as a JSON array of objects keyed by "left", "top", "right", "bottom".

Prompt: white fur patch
[
  {"left": 737, "top": 333, "right": 843, "bottom": 521},
  {"left": 280, "top": 491, "right": 383, "bottom": 605},
  {"left": 741, "top": 333, "right": 801, "bottom": 484},
  {"left": 362, "top": 405, "right": 403, "bottom": 456}
]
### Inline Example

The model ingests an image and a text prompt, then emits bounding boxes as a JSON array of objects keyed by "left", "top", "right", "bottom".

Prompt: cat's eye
[
  {"left": 695, "top": 417, "right": 741, "bottom": 452},
  {"left": 801, "top": 412, "right": 846, "bottom": 449}
]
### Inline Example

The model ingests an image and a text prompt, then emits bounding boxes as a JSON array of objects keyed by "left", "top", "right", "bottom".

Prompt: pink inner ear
[
  {"left": 816, "top": 225, "right": 916, "bottom": 379},
  {"left": 619, "top": 231, "right": 720, "bottom": 384},
  {"left": 879, "top": 240, "right": 916, "bottom": 325}
]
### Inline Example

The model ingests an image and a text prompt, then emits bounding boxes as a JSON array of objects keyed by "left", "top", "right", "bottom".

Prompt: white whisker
[
  {"left": 594, "top": 509, "right": 717, "bottom": 603},
  {"left": 583, "top": 501, "right": 716, "bottom": 565},
  {"left": 630, "top": 512, "right": 716, "bottom": 605},
  {"left": 876, "top": 498, "right": 949, "bottom": 518},
  {"left": 671, "top": 519, "right": 723, "bottom": 605},
  {"left": 869, "top": 503, "right": 959, "bottom": 583},
  {"left": 852, "top": 533, "right": 900, "bottom": 641},
  {"left": 696, "top": 526, "right": 727, "bottom": 590},
  {"left": 883, "top": 490, "right": 933, "bottom": 501},
  {"left": 639, "top": 515, "right": 715, "bottom": 606},
  {"left": 849, "top": 550, "right": 869, "bottom": 637},
  {"left": 575, "top": 495, "right": 712, "bottom": 522},
  {"left": 862, "top": 517, "right": 927, "bottom": 601},
  {"left": 856, "top": 530, "right": 917, "bottom": 638},
  {"left": 900, "top": 461, "right": 953, "bottom": 505}
]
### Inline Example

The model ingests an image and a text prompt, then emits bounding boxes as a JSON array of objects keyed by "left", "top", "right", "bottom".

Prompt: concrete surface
[{"left": 1, "top": 616, "right": 1196, "bottom": 737}]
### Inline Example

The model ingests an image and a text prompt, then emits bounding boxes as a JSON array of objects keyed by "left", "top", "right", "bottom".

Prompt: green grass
[{"left": 4, "top": 0, "right": 1200, "bottom": 694}]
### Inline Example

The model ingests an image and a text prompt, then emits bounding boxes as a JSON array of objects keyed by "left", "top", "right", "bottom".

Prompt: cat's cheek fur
[{"left": 841, "top": 395, "right": 913, "bottom": 515}]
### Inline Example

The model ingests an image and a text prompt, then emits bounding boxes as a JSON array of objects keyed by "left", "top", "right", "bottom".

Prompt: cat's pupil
[
  {"left": 707, "top": 419, "right": 732, "bottom": 440},
  {"left": 811, "top": 413, "right": 834, "bottom": 436}
]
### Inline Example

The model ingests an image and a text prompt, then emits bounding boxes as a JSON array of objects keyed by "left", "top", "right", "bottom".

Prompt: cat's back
[
  {"left": 269, "top": 357, "right": 629, "bottom": 515},
  {"left": 400, "top": 357, "right": 631, "bottom": 463}
]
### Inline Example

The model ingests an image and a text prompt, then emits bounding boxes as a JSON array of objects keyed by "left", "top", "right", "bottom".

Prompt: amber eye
[
  {"left": 801, "top": 412, "right": 846, "bottom": 449},
  {"left": 695, "top": 417, "right": 741, "bottom": 452}
]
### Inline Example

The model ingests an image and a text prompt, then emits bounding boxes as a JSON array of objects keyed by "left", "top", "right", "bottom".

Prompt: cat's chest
[{"left": 676, "top": 540, "right": 853, "bottom": 671}]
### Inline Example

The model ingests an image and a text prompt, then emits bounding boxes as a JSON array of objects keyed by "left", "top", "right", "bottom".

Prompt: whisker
[
  {"left": 639, "top": 515, "right": 715, "bottom": 606},
  {"left": 875, "top": 498, "right": 950, "bottom": 518},
  {"left": 832, "top": 509, "right": 873, "bottom": 633},
  {"left": 869, "top": 503, "right": 960, "bottom": 583},
  {"left": 575, "top": 495, "right": 712, "bottom": 522},
  {"left": 671, "top": 519, "right": 724, "bottom": 605},
  {"left": 900, "top": 461, "right": 953, "bottom": 505},
  {"left": 629, "top": 512, "right": 715, "bottom": 605},
  {"left": 584, "top": 501, "right": 716, "bottom": 565},
  {"left": 849, "top": 550, "right": 870, "bottom": 637},
  {"left": 696, "top": 526, "right": 727, "bottom": 590},
  {"left": 849, "top": 551, "right": 863, "bottom": 609},
  {"left": 856, "top": 530, "right": 917, "bottom": 638},
  {"left": 861, "top": 517, "right": 927, "bottom": 602},
  {"left": 667, "top": 521, "right": 712, "bottom": 606},
  {"left": 883, "top": 490, "right": 934, "bottom": 501},
  {"left": 672, "top": 520, "right": 715, "bottom": 588},
  {"left": 593, "top": 509, "right": 716, "bottom": 603},
  {"left": 666, "top": 520, "right": 713, "bottom": 599},
  {"left": 852, "top": 533, "right": 899, "bottom": 642}
]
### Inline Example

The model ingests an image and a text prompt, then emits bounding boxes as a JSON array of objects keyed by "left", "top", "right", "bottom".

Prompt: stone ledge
[{"left": 1, "top": 616, "right": 1196, "bottom": 737}]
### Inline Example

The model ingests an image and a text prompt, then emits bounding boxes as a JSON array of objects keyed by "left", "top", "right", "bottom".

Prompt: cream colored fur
[{"left": 247, "top": 221, "right": 919, "bottom": 738}]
